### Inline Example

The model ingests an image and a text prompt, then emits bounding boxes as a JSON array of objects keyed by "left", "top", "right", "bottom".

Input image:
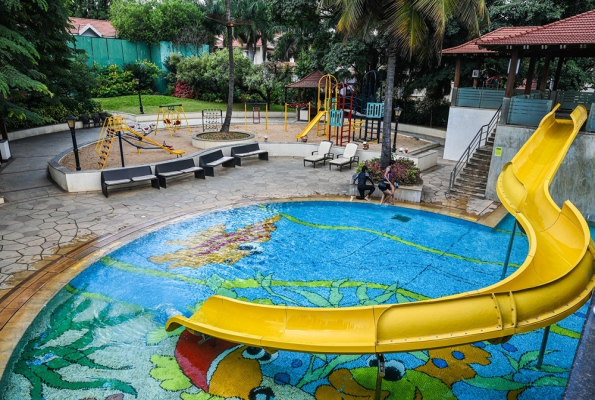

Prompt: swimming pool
[{"left": 1, "top": 201, "right": 589, "bottom": 399}]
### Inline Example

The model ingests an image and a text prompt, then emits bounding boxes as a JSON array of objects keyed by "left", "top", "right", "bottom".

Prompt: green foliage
[
  {"left": 398, "top": 98, "right": 451, "bottom": 128},
  {"left": 69, "top": 0, "right": 112, "bottom": 20},
  {"left": 91, "top": 61, "right": 160, "bottom": 98},
  {"left": 356, "top": 158, "right": 421, "bottom": 186},
  {"left": 14, "top": 292, "right": 141, "bottom": 399},
  {"left": 110, "top": 0, "right": 207, "bottom": 43}
]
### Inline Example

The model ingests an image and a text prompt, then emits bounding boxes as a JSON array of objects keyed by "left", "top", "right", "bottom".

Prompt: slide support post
[
  {"left": 375, "top": 353, "right": 385, "bottom": 400},
  {"left": 501, "top": 220, "right": 518, "bottom": 280},
  {"left": 536, "top": 325, "right": 551, "bottom": 369}
]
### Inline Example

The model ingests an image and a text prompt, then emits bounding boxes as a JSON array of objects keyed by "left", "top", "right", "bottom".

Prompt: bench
[
  {"left": 198, "top": 150, "right": 235, "bottom": 177},
  {"left": 101, "top": 165, "right": 159, "bottom": 198},
  {"left": 154, "top": 158, "right": 205, "bottom": 188},
  {"left": 230, "top": 143, "right": 268, "bottom": 166}
]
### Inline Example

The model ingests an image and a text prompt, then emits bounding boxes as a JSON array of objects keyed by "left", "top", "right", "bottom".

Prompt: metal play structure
[
  {"left": 155, "top": 104, "right": 191, "bottom": 137},
  {"left": 201, "top": 109, "right": 223, "bottom": 132},
  {"left": 244, "top": 102, "right": 268, "bottom": 132},
  {"left": 352, "top": 70, "right": 385, "bottom": 143},
  {"left": 96, "top": 116, "right": 183, "bottom": 169}
]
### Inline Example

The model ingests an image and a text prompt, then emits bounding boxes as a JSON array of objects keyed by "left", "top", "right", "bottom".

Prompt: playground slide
[
  {"left": 121, "top": 125, "right": 184, "bottom": 156},
  {"left": 167, "top": 105, "right": 594, "bottom": 354},
  {"left": 295, "top": 111, "right": 327, "bottom": 139}
]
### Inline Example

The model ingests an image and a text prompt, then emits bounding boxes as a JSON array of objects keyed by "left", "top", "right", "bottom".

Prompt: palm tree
[
  {"left": 221, "top": 0, "right": 234, "bottom": 133},
  {"left": 328, "top": 0, "right": 488, "bottom": 168}
]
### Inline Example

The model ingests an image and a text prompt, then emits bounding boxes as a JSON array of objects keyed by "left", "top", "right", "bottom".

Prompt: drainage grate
[{"left": 392, "top": 214, "right": 411, "bottom": 222}]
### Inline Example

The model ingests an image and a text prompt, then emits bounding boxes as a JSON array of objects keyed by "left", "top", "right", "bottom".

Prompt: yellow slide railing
[{"left": 167, "top": 105, "right": 594, "bottom": 354}]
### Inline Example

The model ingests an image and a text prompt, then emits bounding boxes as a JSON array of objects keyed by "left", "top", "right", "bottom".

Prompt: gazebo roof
[
  {"left": 442, "top": 27, "right": 536, "bottom": 55},
  {"left": 442, "top": 9, "right": 595, "bottom": 57},
  {"left": 285, "top": 71, "right": 325, "bottom": 88},
  {"left": 477, "top": 9, "right": 595, "bottom": 47}
]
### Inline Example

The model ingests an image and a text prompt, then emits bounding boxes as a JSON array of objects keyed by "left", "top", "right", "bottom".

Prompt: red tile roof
[
  {"left": 285, "top": 70, "right": 325, "bottom": 88},
  {"left": 477, "top": 9, "right": 595, "bottom": 46},
  {"left": 69, "top": 18, "right": 117, "bottom": 38},
  {"left": 442, "top": 27, "right": 536, "bottom": 55}
]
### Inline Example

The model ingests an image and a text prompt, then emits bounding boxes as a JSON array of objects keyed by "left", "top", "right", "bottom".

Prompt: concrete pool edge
[{"left": 0, "top": 195, "right": 507, "bottom": 379}]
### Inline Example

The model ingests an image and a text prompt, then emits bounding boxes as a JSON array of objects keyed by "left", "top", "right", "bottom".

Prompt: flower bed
[{"left": 355, "top": 158, "right": 421, "bottom": 186}]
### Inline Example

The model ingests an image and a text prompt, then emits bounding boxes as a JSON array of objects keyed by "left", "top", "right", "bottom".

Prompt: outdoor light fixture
[
  {"left": 135, "top": 78, "right": 144, "bottom": 114},
  {"left": 392, "top": 107, "right": 403, "bottom": 153},
  {"left": 66, "top": 115, "right": 81, "bottom": 171}
]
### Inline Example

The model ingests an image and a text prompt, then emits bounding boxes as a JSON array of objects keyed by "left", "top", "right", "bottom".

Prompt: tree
[
  {"left": 221, "top": 0, "right": 234, "bottom": 133},
  {"left": 110, "top": 0, "right": 207, "bottom": 43},
  {"left": 70, "top": 0, "right": 112, "bottom": 20},
  {"left": 327, "top": 0, "right": 488, "bottom": 169}
]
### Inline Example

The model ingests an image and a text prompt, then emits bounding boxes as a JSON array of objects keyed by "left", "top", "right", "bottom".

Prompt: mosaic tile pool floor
[{"left": 0, "top": 201, "right": 590, "bottom": 400}]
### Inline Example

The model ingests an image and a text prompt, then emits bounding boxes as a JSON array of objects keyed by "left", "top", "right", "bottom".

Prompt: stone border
[{"left": 191, "top": 130, "right": 255, "bottom": 149}]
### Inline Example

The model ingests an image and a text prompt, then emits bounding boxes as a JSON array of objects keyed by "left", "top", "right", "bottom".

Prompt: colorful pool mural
[{"left": 0, "top": 201, "right": 590, "bottom": 400}]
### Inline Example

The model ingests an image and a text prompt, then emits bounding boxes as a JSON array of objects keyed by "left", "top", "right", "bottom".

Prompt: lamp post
[
  {"left": 392, "top": 107, "right": 403, "bottom": 153},
  {"left": 66, "top": 115, "right": 81, "bottom": 171},
  {"left": 135, "top": 78, "right": 144, "bottom": 114}
]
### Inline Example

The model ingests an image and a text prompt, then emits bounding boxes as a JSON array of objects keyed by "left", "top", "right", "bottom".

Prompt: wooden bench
[
  {"left": 230, "top": 143, "right": 268, "bottom": 166},
  {"left": 101, "top": 165, "right": 159, "bottom": 198},
  {"left": 154, "top": 158, "right": 205, "bottom": 188},
  {"left": 198, "top": 150, "right": 235, "bottom": 177}
]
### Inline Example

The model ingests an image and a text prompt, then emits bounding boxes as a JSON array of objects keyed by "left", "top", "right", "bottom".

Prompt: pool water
[{"left": 1, "top": 201, "right": 590, "bottom": 400}]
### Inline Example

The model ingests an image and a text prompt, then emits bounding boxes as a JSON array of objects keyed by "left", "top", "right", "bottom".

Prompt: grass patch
[{"left": 95, "top": 95, "right": 288, "bottom": 114}]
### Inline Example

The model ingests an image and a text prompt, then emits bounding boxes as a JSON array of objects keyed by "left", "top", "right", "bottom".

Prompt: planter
[
  {"left": 192, "top": 131, "right": 255, "bottom": 150},
  {"left": 349, "top": 180, "right": 423, "bottom": 203}
]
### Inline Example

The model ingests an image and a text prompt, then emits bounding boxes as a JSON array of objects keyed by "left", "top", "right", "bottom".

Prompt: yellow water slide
[
  {"left": 295, "top": 111, "right": 327, "bottom": 139},
  {"left": 166, "top": 105, "right": 594, "bottom": 354}
]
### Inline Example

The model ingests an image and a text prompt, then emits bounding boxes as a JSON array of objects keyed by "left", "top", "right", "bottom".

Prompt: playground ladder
[{"left": 96, "top": 117, "right": 119, "bottom": 170}]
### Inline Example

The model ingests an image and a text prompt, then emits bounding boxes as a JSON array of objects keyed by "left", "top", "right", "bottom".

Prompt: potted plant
[
  {"left": 363, "top": 141, "right": 369, "bottom": 150},
  {"left": 301, "top": 136, "right": 308, "bottom": 143}
]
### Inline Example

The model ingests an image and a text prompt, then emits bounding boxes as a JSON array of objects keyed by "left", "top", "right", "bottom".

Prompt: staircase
[{"left": 449, "top": 107, "right": 501, "bottom": 199}]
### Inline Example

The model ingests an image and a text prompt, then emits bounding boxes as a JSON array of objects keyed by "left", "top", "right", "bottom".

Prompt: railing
[
  {"left": 456, "top": 88, "right": 505, "bottom": 109},
  {"left": 557, "top": 91, "right": 595, "bottom": 111},
  {"left": 588, "top": 104, "right": 595, "bottom": 133},
  {"left": 507, "top": 98, "right": 553, "bottom": 126},
  {"left": 449, "top": 106, "right": 501, "bottom": 193}
]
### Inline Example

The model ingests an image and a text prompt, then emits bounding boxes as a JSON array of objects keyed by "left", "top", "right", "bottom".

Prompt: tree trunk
[
  {"left": 262, "top": 34, "right": 268, "bottom": 72},
  {"left": 247, "top": 42, "right": 255, "bottom": 62},
  {"left": 381, "top": 47, "right": 397, "bottom": 169},
  {"left": 221, "top": 0, "right": 233, "bottom": 133}
]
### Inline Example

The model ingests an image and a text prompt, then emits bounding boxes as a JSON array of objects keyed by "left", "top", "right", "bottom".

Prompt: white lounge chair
[
  {"left": 329, "top": 143, "right": 359, "bottom": 171},
  {"left": 303, "top": 140, "right": 334, "bottom": 168}
]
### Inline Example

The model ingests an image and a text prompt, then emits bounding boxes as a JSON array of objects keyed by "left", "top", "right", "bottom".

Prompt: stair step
[
  {"left": 451, "top": 186, "right": 486, "bottom": 197},
  {"left": 458, "top": 175, "right": 488, "bottom": 185},
  {"left": 466, "top": 162, "right": 490, "bottom": 172}
]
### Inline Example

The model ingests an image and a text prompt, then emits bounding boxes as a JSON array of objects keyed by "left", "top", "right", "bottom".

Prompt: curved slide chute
[{"left": 167, "top": 105, "right": 594, "bottom": 354}]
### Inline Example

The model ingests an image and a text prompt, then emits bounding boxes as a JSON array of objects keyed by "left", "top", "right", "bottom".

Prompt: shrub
[
  {"left": 172, "top": 81, "right": 194, "bottom": 98},
  {"left": 91, "top": 61, "right": 161, "bottom": 98},
  {"left": 355, "top": 157, "right": 421, "bottom": 186},
  {"left": 5, "top": 98, "right": 102, "bottom": 130}
]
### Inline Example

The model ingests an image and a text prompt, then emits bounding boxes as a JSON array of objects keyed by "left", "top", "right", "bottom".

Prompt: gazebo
[
  {"left": 284, "top": 70, "right": 326, "bottom": 120},
  {"left": 440, "top": 9, "right": 595, "bottom": 223}
]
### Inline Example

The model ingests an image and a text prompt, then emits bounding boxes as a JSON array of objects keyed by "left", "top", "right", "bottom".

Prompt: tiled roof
[
  {"left": 285, "top": 70, "right": 325, "bottom": 88},
  {"left": 477, "top": 9, "right": 595, "bottom": 46},
  {"left": 69, "top": 18, "right": 117, "bottom": 38},
  {"left": 442, "top": 27, "right": 536, "bottom": 55}
]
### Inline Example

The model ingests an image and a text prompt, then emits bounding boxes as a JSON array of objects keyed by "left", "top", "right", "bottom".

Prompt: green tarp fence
[{"left": 71, "top": 36, "right": 208, "bottom": 93}]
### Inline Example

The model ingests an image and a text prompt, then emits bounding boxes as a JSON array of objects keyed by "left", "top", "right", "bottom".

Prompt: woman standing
[{"left": 380, "top": 160, "right": 398, "bottom": 205}]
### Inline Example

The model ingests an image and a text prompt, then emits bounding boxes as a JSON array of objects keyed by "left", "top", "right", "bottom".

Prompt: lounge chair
[
  {"left": 303, "top": 140, "right": 334, "bottom": 168},
  {"left": 329, "top": 143, "right": 359, "bottom": 171}
]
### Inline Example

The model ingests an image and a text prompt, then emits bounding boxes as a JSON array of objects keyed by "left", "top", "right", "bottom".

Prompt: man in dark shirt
[{"left": 356, "top": 166, "right": 375, "bottom": 200}]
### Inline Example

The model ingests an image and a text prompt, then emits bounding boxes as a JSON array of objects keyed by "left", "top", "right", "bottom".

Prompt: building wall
[
  {"left": 443, "top": 106, "right": 499, "bottom": 161},
  {"left": 485, "top": 124, "right": 595, "bottom": 220}
]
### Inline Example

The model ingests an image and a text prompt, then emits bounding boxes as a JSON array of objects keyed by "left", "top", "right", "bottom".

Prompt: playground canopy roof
[
  {"left": 442, "top": 9, "right": 595, "bottom": 57},
  {"left": 285, "top": 71, "right": 325, "bottom": 88}
]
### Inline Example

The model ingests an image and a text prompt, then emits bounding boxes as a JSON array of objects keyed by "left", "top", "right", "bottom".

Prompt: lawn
[{"left": 95, "top": 95, "right": 289, "bottom": 114}]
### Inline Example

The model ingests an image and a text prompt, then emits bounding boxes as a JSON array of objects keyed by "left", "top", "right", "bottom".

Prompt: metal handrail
[{"left": 449, "top": 106, "right": 501, "bottom": 192}]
